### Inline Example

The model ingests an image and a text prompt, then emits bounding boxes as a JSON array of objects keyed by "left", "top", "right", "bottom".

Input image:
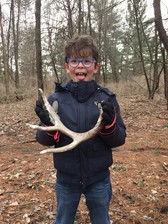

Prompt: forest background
[
  {"left": 0, "top": 0, "right": 168, "bottom": 104},
  {"left": 0, "top": 1, "right": 168, "bottom": 223}
]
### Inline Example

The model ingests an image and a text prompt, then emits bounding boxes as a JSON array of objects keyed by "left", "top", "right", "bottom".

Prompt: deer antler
[{"left": 27, "top": 88, "right": 104, "bottom": 154}]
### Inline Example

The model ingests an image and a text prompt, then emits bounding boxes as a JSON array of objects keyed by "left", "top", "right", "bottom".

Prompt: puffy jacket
[{"left": 36, "top": 80, "right": 126, "bottom": 187}]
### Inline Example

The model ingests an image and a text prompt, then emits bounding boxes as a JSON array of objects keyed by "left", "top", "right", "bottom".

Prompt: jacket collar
[{"left": 65, "top": 80, "right": 98, "bottom": 103}]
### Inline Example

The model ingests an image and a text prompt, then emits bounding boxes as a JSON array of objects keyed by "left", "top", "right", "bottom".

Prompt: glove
[
  {"left": 35, "top": 100, "right": 60, "bottom": 141},
  {"left": 100, "top": 100, "right": 116, "bottom": 134},
  {"left": 35, "top": 100, "right": 53, "bottom": 126},
  {"left": 101, "top": 101, "right": 116, "bottom": 126}
]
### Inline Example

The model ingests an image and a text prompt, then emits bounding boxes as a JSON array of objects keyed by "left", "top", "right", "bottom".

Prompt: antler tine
[
  {"left": 38, "top": 88, "right": 58, "bottom": 123},
  {"left": 27, "top": 89, "right": 104, "bottom": 154}
]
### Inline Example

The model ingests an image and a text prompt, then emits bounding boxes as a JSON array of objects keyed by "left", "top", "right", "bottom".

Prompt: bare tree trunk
[
  {"left": 11, "top": 0, "right": 20, "bottom": 89},
  {"left": 153, "top": 0, "right": 168, "bottom": 53},
  {"left": 47, "top": 25, "right": 60, "bottom": 83},
  {"left": 0, "top": 3, "right": 9, "bottom": 97},
  {"left": 87, "top": 0, "right": 92, "bottom": 35},
  {"left": 66, "top": 0, "right": 74, "bottom": 37},
  {"left": 35, "top": 0, "right": 43, "bottom": 93},
  {"left": 108, "top": 51, "right": 118, "bottom": 83},
  {"left": 154, "top": 0, "right": 168, "bottom": 109},
  {"left": 78, "top": 0, "right": 82, "bottom": 34},
  {"left": 133, "top": 0, "right": 151, "bottom": 97},
  {"left": 166, "top": 58, "right": 168, "bottom": 110},
  {"left": 162, "top": 48, "right": 168, "bottom": 109},
  {"left": 132, "top": 0, "right": 162, "bottom": 99},
  {"left": 96, "top": 4, "right": 103, "bottom": 83}
]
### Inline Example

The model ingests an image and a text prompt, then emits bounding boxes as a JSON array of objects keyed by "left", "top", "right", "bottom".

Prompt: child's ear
[
  {"left": 65, "top": 63, "right": 70, "bottom": 73},
  {"left": 94, "top": 63, "right": 99, "bottom": 74}
]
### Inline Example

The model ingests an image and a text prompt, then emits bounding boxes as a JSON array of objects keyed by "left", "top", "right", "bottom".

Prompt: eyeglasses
[{"left": 67, "top": 58, "right": 96, "bottom": 68}]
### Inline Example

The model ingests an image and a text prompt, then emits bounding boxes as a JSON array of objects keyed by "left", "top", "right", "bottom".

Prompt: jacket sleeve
[{"left": 99, "top": 95, "right": 126, "bottom": 148}]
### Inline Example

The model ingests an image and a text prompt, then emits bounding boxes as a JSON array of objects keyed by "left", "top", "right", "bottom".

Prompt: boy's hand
[
  {"left": 35, "top": 100, "right": 53, "bottom": 126},
  {"left": 101, "top": 101, "right": 116, "bottom": 126}
]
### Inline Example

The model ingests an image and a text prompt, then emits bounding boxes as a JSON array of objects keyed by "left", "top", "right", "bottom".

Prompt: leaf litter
[{"left": 0, "top": 95, "right": 168, "bottom": 223}]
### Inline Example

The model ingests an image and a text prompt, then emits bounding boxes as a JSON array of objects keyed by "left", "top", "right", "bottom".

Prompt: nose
[{"left": 78, "top": 61, "right": 84, "bottom": 67}]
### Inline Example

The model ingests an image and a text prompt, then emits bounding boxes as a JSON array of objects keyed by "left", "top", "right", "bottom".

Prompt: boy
[{"left": 35, "top": 34, "right": 126, "bottom": 224}]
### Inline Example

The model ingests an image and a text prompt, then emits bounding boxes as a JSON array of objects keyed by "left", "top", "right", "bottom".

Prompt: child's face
[{"left": 65, "top": 56, "right": 99, "bottom": 82}]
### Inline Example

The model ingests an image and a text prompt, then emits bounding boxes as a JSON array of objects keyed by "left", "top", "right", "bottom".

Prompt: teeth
[{"left": 76, "top": 73, "right": 86, "bottom": 76}]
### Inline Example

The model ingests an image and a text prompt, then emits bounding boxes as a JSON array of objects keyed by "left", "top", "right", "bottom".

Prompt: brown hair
[{"left": 64, "top": 34, "right": 99, "bottom": 62}]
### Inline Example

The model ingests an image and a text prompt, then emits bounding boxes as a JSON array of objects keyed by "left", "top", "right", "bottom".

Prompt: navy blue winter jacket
[{"left": 36, "top": 80, "right": 126, "bottom": 187}]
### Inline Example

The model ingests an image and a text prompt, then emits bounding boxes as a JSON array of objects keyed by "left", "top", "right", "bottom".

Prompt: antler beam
[{"left": 27, "top": 89, "right": 104, "bottom": 154}]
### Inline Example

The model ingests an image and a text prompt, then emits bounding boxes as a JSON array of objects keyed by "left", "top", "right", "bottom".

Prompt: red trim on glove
[
  {"left": 104, "top": 110, "right": 116, "bottom": 129},
  {"left": 100, "top": 108, "right": 117, "bottom": 135},
  {"left": 100, "top": 124, "right": 116, "bottom": 135},
  {"left": 46, "top": 131, "right": 60, "bottom": 142}
]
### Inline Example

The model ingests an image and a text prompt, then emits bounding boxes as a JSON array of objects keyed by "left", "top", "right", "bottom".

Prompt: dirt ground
[{"left": 0, "top": 93, "right": 168, "bottom": 224}]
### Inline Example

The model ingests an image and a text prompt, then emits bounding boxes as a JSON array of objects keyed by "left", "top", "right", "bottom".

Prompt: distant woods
[{"left": 0, "top": 0, "right": 168, "bottom": 107}]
